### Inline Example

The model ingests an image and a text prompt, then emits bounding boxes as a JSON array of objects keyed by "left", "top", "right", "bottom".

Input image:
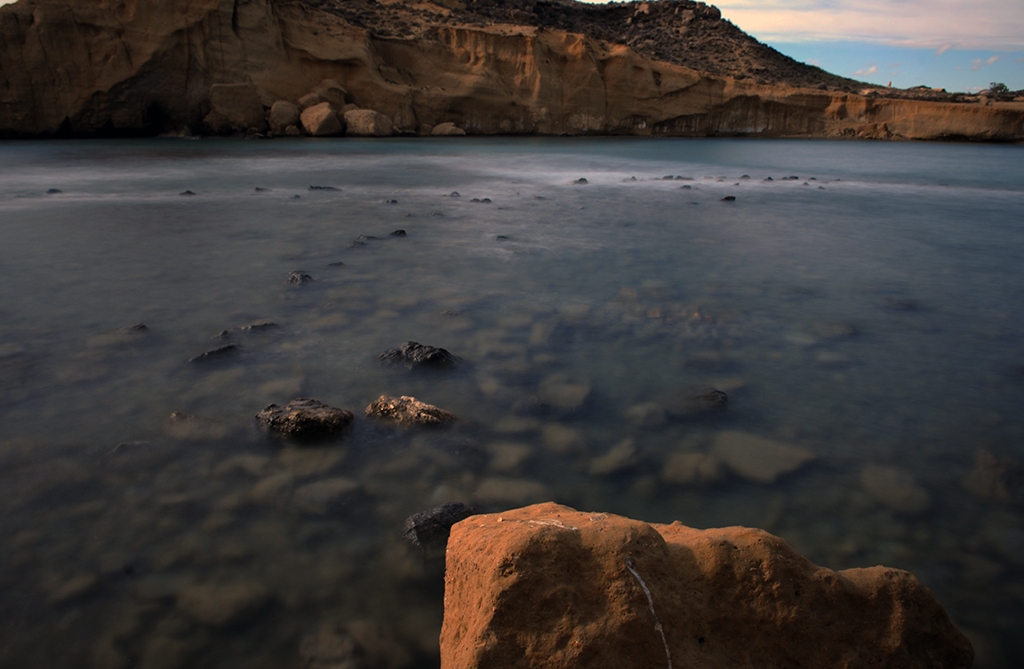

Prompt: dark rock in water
[
  {"left": 327, "top": 261, "right": 346, "bottom": 267},
  {"left": 365, "top": 394, "right": 456, "bottom": 427},
  {"left": 389, "top": 229, "right": 407, "bottom": 237},
  {"left": 348, "top": 240, "right": 367, "bottom": 248},
  {"left": 471, "top": 198, "right": 480, "bottom": 202},
  {"left": 448, "top": 191, "right": 461, "bottom": 197},
  {"left": 179, "top": 190, "right": 196, "bottom": 196},
  {"left": 573, "top": 178, "right": 588, "bottom": 184},
  {"left": 308, "top": 185, "right": 339, "bottom": 191},
  {"left": 496, "top": 235, "right": 509, "bottom": 241},
  {"left": 680, "top": 185, "right": 692, "bottom": 190},
  {"left": 286, "top": 271, "right": 313, "bottom": 285},
  {"left": 357, "top": 235, "right": 379, "bottom": 241},
  {"left": 385, "top": 199, "right": 398, "bottom": 204},
  {"left": 292, "top": 195, "right": 301, "bottom": 199},
  {"left": 378, "top": 341, "right": 460, "bottom": 369},
  {"left": 431, "top": 212, "right": 445, "bottom": 217},
  {"left": 241, "top": 321, "right": 278, "bottom": 331},
  {"left": 764, "top": 177, "right": 774, "bottom": 181},
  {"left": 254, "top": 187, "right": 270, "bottom": 192},
  {"left": 886, "top": 298, "right": 920, "bottom": 311},
  {"left": 481, "top": 198, "right": 491, "bottom": 203},
  {"left": 46, "top": 188, "right": 62, "bottom": 194},
  {"left": 666, "top": 387, "right": 728, "bottom": 418},
  {"left": 663, "top": 175, "right": 675, "bottom": 180},
  {"left": 256, "top": 398, "right": 354, "bottom": 440},
  {"left": 721, "top": 195, "right": 736, "bottom": 202},
  {"left": 402, "top": 502, "right": 476, "bottom": 552},
  {"left": 740, "top": 174, "right": 751, "bottom": 179},
  {"left": 189, "top": 343, "right": 240, "bottom": 363}
]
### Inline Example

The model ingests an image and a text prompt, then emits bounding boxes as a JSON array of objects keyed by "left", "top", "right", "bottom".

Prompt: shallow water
[{"left": 1, "top": 137, "right": 1022, "bottom": 668}]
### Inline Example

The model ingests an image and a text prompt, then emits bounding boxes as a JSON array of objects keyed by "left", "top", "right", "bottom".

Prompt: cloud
[
  {"left": 715, "top": 0, "right": 1024, "bottom": 50},
  {"left": 971, "top": 54, "right": 1001, "bottom": 70},
  {"left": 854, "top": 64, "right": 879, "bottom": 76}
]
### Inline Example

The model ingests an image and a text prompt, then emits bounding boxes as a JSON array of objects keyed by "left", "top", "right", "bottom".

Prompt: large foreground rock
[{"left": 440, "top": 502, "right": 973, "bottom": 669}]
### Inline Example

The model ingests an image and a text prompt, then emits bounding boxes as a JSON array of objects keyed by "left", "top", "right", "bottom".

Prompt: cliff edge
[{"left": 1, "top": 0, "right": 1022, "bottom": 140}]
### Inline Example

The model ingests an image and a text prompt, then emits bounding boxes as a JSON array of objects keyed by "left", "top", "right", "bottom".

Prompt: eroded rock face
[
  {"left": 204, "top": 83, "right": 267, "bottom": 134},
  {"left": 3, "top": 0, "right": 1018, "bottom": 140},
  {"left": 441, "top": 502, "right": 973, "bottom": 669},
  {"left": 365, "top": 395, "right": 456, "bottom": 427},
  {"left": 256, "top": 398, "right": 354, "bottom": 440}
]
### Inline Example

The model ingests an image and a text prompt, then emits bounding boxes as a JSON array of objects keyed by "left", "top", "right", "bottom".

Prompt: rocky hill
[{"left": 1, "top": 0, "right": 1022, "bottom": 140}]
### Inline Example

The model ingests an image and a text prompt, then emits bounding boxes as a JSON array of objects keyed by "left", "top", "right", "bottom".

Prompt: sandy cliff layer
[{"left": 1, "top": 0, "right": 1022, "bottom": 140}]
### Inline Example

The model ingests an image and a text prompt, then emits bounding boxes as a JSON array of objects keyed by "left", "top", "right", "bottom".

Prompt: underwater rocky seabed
[{"left": 0, "top": 137, "right": 1022, "bottom": 668}]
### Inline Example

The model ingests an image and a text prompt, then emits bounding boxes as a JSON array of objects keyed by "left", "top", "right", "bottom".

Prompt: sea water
[{"left": 0, "top": 137, "right": 1022, "bottom": 668}]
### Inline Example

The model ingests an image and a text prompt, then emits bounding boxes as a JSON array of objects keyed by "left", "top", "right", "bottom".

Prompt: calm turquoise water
[{"left": 1, "top": 137, "right": 1022, "bottom": 668}]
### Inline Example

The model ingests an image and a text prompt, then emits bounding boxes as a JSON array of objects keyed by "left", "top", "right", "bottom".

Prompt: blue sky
[
  {"left": 1, "top": 0, "right": 1020, "bottom": 92},
  {"left": 712, "top": 0, "right": 1023, "bottom": 92}
]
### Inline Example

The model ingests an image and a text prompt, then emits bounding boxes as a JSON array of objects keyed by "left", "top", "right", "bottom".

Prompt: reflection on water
[{"left": 1, "top": 138, "right": 1023, "bottom": 668}]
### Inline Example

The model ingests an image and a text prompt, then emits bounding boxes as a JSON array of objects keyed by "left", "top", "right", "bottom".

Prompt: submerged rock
[
  {"left": 860, "top": 464, "right": 931, "bottom": 514},
  {"left": 365, "top": 395, "right": 456, "bottom": 427},
  {"left": 710, "top": 430, "right": 815, "bottom": 483},
  {"left": 441, "top": 502, "right": 974, "bottom": 669},
  {"left": 177, "top": 582, "right": 271, "bottom": 628},
  {"left": 292, "top": 477, "right": 361, "bottom": 514},
  {"left": 378, "top": 341, "right": 460, "bottom": 369},
  {"left": 256, "top": 398, "right": 354, "bottom": 440}
]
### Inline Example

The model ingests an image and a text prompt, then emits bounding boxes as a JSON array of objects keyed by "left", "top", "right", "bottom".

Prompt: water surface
[{"left": 1, "top": 137, "right": 1022, "bottom": 668}]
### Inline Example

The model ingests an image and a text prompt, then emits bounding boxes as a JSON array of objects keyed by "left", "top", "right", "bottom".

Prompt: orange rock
[{"left": 441, "top": 502, "right": 972, "bottom": 669}]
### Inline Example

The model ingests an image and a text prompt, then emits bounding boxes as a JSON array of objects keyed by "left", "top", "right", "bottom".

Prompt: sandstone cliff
[
  {"left": 441, "top": 503, "right": 974, "bottom": 669},
  {"left": 1, "top": 0, "right": 1022, "bottom": 140}
]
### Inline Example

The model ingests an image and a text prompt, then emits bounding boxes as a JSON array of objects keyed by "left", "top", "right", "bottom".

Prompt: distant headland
[{"left": 1, "top": 0, "right": 1022, "bottom": 140}]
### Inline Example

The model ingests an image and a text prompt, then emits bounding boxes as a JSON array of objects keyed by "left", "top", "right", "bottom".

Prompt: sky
[
  {"left": 0, "top": 0, "right": 1020, "bottom": 92},
  {"left": 708, "top": 0, "right": 1023, "bottom": 92}
]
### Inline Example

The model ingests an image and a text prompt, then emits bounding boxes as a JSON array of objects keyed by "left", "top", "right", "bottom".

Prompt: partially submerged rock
[
  {"left": 378, "top": 341, "right": 460, "bottom": 370},
  {"left": 401, "top": 502, "right": 476, "bottom": 553},
  {"left": 441, "top": 502, "right": 973, "bottom": 669},
  {"left": 365, "top": 395, "right": 456, "bottom": 427},
  {"left": 256, "top": 398, "right": 354, "bottom": 440},
  {"left": 665, "top": 387, "right": 728, "bottom": 418}
]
